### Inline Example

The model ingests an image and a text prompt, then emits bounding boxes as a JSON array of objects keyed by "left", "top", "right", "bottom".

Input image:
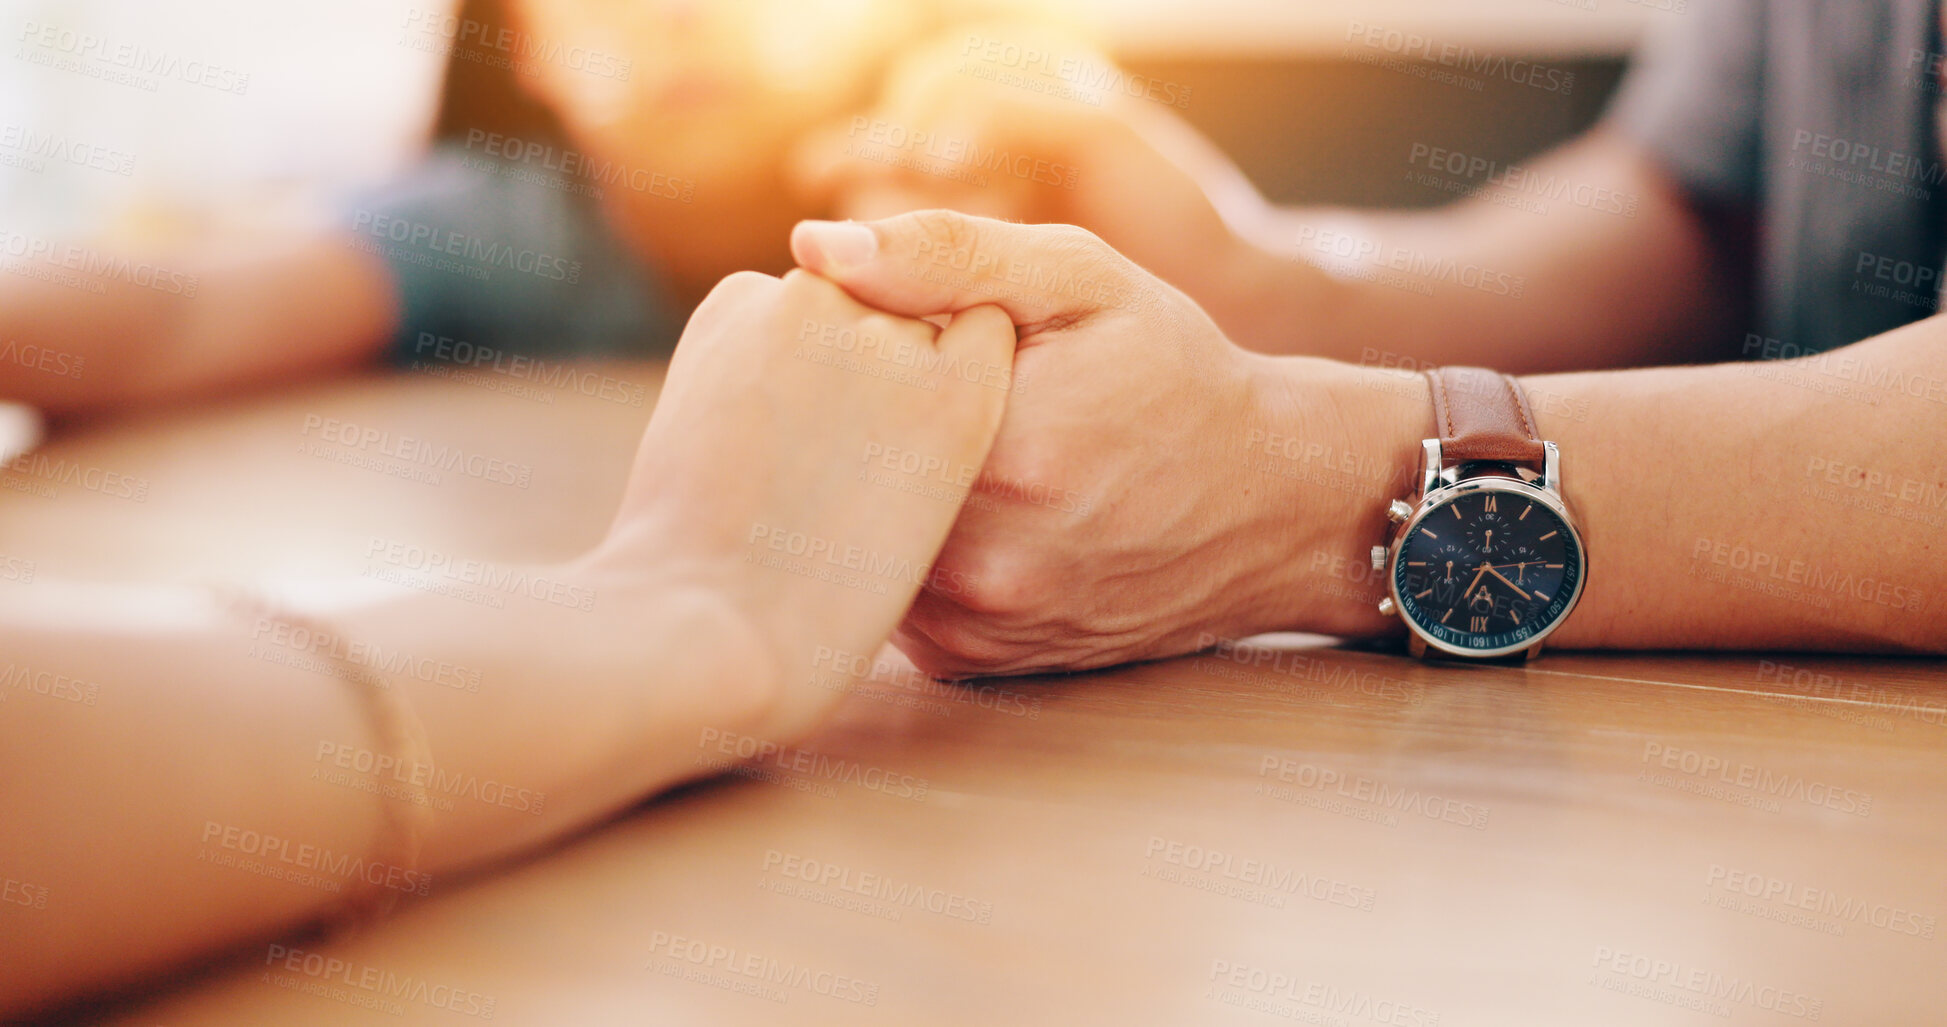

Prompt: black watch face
[{"left": 1393, "top": 485, "right": 1584, "bottom": 655}]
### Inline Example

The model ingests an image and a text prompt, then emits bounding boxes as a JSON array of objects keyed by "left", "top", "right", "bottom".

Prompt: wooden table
[{"left": 9, "top": 366, "right": 1943, "bottom": 1026}]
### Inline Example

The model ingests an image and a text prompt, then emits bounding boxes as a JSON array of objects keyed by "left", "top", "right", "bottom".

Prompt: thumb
[{"left": 790, "top": 210, "right": 1140, "bottom": 328}]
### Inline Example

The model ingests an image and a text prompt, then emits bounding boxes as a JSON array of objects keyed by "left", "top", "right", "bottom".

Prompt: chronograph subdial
[
  {"left": 1460, "top": 508, "right": 1512, "bottom": 557},
  {"left": 1399, "top": 541, "right": 1474, "bottom": 608},
  {"left": 1487, "top": 543, "right": 1547, "bottom": 589}
]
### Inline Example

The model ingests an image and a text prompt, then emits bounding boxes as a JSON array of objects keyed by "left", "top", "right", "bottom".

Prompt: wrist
[
  {"left": 569, "top": 541, "right": 786, "bottom": 738},
  {"left": 1236, "top": 355, "right": 1431, "bottom": 638}
]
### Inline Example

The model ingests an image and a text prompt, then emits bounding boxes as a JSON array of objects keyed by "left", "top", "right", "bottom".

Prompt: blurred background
[
  {"left": 0, "top": 0, "right": 1664, "bottom": 453},
  {"left": 0, "top": 0, "right": 1645, "bottom": 230}
]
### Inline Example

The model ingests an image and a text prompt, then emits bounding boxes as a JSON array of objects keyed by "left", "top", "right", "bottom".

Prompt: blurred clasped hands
[{"left": 789, "top": 25, "right": 1275, "bottom": 311}]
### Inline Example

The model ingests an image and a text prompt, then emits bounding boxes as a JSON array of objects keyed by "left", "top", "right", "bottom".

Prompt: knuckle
[
  {"left": 901, "top": 207, "right": 980, "bottom": 262},
  {"left": 941, "top": 551, "right": 1041, "bottom": 619},
  {"left": 1041, "top": 222, "right": 1103, "bottom": 248},
  {"left": 778, "top": 266, "right": 845, "bottom": 304},
  {"left": 690, "top": 271, "right": 780, "bottom": 328},
  {"left": 1041, "top": 222, "right": 1119, "bottom": 267},
  {"left": 716, "top": 269, "right": 780, "bottom": 296},
  {"left": 780, "top": 268, "right": 880, "bottom": 330}
]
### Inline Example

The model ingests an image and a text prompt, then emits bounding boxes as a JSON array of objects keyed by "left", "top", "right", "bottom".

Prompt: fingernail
[{"left": 795, "top": 220, "right": 878, "bottom": 271}]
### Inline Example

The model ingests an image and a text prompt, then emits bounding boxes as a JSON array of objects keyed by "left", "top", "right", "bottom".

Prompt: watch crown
[
  {"left": 1377, "top": 597, "right": 1397, "bottom": 617},
  {"left": 1370, "top": 545, "right": 1388, "bottom": 572},
  {"left": 1386, "top": 499, "right": 1413, "bottom": 523}
]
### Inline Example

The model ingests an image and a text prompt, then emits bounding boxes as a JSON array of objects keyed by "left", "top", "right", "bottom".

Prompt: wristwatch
[{"left": 1371, "top": 366, "right": 1587, "bottom": 660}]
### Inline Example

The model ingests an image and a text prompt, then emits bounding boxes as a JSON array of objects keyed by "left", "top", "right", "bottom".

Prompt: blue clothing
[
  {"left": 345, "top": 145, "right": 677, "bottom": 365},
  {"left": 1605, "top": 0, "right": 1944, "bottom": 355}
]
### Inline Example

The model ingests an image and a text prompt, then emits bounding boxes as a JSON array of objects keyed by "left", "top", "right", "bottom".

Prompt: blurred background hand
[{"left": 790, "top": 25, "right": 1272, "bottom": 327}]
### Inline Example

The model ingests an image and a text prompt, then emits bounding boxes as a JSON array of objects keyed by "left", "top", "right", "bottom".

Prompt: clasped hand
[{"left": 649, "top": 208, "right": 1402, "bottom": 692}]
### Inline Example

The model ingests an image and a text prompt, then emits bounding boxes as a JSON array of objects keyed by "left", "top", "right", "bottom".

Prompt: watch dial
[{"left": 1393, "top": 487, "right": 1583, "bottom": 653}]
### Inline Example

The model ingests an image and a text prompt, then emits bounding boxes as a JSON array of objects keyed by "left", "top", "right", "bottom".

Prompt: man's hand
[
  {"left": 789, "top": 211, "right": 1422, "bottom": 676},
  {"left": 791, "top": 27, "right": 1269, "bottom": 326}
]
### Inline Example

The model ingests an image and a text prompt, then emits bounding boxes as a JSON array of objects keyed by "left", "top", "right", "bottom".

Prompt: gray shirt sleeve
[
  {"left": 1602, "top": 0, "right": 1767, "bottom": 206},
  {"left": 344, "top": 145, "right": 678, "bottom": 366}
]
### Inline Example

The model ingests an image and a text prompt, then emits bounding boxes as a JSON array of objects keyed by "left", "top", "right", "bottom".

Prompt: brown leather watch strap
[{"left": 1424, "top": 366, "right": 1546, "bottom": 466}]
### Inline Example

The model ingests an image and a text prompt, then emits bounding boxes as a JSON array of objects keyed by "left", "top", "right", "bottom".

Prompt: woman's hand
[{"left": 594, "top": 268, "right": 1016, "bottom": 740}]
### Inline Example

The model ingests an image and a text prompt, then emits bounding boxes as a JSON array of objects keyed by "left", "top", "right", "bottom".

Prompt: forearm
[
  {"left": 1212, "top": 131, "right": 1749, "bottom": 375},
  {"left": 1256, "top": 320, "right": 1947, "bottom": 653},
  {"left": 0, "top": 232, "right": 396, "bottom": 416},
  {"left": 0, "top": 565, "right": 764, "bottom": 1016},
  {"left": 1532, "top": 322, "right": 1944, "bottom": 651},
  {"left": 0, "top": 273, "right": 186, "bottom": 411}
]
